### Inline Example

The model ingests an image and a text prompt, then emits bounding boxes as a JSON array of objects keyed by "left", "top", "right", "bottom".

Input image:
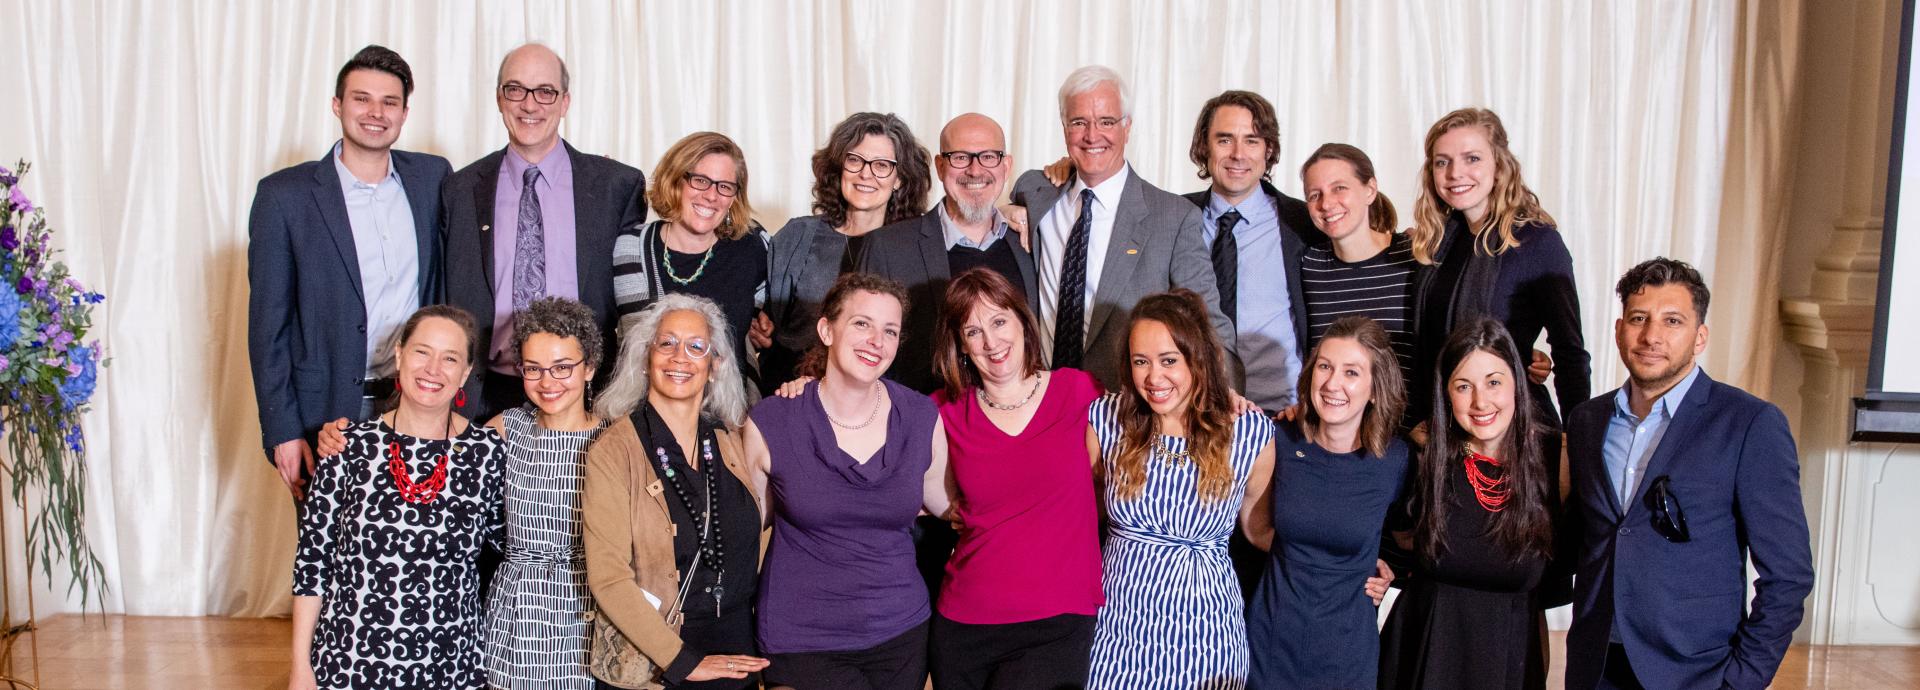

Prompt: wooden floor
[{"left": 0, "top": 615, "right": 1913, "bottom": 689}]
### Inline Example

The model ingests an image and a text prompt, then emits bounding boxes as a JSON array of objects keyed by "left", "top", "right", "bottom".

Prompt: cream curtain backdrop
[{"left": 0, "top": 0, "right": 1802, "bottom": 617}]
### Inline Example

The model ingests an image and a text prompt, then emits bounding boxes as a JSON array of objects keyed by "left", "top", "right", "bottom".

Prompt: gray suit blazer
[
  {"left": 1011, "top": 168, "right": 1241, "bottom": 391},
  {"left": 858, "top": 206, "right": 1039, "bottom": 393}
]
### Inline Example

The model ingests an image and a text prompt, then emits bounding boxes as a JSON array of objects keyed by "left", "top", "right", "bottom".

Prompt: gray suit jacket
[
  {"left": 858, "top": 205, "right": 1039, "bottom": 393},
  {"left": 1012, "top": 168, "right": 1240, "bottom": 391}
]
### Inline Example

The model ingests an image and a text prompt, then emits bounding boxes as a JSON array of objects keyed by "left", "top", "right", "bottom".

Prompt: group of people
[{"left": 253, "top": 42, "right": 1816, "bottom": 690}]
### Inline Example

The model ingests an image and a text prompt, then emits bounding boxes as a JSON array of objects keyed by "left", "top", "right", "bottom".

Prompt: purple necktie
[{"left": 512, "top": 166, "right": 545, "bottom": 312}]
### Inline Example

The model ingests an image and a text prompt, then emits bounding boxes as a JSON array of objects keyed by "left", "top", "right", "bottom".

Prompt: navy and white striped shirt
[{"left": 1300, "top": 233, "right": 1418, "bottom": 386}]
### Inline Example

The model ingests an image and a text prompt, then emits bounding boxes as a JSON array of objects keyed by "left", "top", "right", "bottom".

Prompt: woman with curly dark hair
[{"left": 757, "top": 112, "right": 932, "bottom": 394}]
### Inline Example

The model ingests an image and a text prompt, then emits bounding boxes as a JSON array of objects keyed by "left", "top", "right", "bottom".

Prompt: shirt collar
[
  {"left": 1205, "top": 186, "right": 1275, "bottom": 225},
  {"left": 1068, "top": 163, "right": 1132, "bottom": 210},
  {"left": 1613, "top": 365, "right": 1703, "bottom": 422},
  {"left": 502, "top": 139, "right": 573, "bottom": 191},
  {"left": 937, "top": 201, "right": 1008, "bottom": 250},
  {"left": 331, "top": 140, "right": 402, "bottom": 195}
]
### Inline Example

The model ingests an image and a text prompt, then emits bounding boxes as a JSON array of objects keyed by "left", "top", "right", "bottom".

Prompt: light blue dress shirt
[
  {"left": 1603, "top": 365, "right": 1703, "bottom": 508},
  {"left": 331, "top": 142, "right": 419, "bottom": 379},
  {"left": 1200, "top": 191, "right": 1301, "bottom": 409}
]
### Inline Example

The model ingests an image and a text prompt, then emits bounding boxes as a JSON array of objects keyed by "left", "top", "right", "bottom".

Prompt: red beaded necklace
[
  {"left": 1462, "top": 446, "right": 1509, "bottom": 513},
  {"left": 386, "top": 408, "right": 454, "bottom": 505}
]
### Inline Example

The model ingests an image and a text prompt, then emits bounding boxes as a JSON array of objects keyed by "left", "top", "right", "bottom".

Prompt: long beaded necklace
[
  {"left": 979, "top": 371, "right": 1045, "bottom": 411},
  {"left": 823, "top": 380, "right": 884, "bottom": 430},
  {"left": 385, "top": 406, "right": 456, "bottom": 504},
  {"left": 1462, "top": 445, "right": 1510, "bottom": 512},
  {"left": 648, "top": 408, "right": 729, "bottom": 617},
  {"left": 659, "top": 227, "right": 718, "bottom": 285}
]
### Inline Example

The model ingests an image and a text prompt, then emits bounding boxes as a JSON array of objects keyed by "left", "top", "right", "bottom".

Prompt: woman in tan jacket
[{"left": 585, "top": 293, "right": 769, "bottom": 689}]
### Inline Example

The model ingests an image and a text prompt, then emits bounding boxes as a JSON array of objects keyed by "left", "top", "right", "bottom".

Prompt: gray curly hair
[{"left": 593, "top": 294, "right": 749, "bottom": 428}]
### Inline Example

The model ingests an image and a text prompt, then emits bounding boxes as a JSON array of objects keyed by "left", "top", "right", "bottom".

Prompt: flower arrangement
[{"left": 0, "top": 160, "right": 106, "bottom": 609}]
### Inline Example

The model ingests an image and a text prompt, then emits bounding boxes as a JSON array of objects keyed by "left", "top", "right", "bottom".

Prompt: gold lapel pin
[{"left": 1126, "top": 248, "right": 1138, "bottom": 255}]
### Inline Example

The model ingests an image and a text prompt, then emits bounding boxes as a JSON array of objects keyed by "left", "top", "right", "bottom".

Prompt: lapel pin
[
  {"left": 1126, "top": 248, "right": 1138, "bottom": 255},
  {"left": 1295, "top": 450, "right": 1306, "bottom": 458},
  {"left": 481, "top": 224, "right": 490, "bottom": 232}
]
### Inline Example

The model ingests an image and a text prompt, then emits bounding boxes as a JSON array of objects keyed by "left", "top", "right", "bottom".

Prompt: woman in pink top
[{"left": 927, "top": 267, "right": 1104, "bottom": 690}]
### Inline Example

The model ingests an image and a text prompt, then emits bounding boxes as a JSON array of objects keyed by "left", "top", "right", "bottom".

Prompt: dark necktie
[
  {"left": 512, "top": 166, "right": 546, "bottom": 312},
  {"left": 1052, "top": 189, "right": 1097, "bottom": 369},
  {"left": 1212, "top": 209, "right": 1242, "bottom": 324}
]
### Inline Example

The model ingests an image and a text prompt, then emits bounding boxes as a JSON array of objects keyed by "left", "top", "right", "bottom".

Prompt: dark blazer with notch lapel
[
  {"left": 1562, "top": 371, "right": 1813, "bottom": 690},
  {"left": 247, "top": 147, "right": 452, "bottom": 457},
  {"left": 441, "top": 140, "right": 646, "bottom": 419},
  {"left": 856, "top": 205, "right": 1039, "bottom": 394},
  {"left": 1012, "top": 168, "right": 1240, "bottom": 392},
  {"left": 1181, "top": 178, "right": 1325, "bottom": 357}
]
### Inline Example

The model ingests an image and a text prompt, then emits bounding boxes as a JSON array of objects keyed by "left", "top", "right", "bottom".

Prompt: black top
[
  {"left": 946, "top": 238, "right": 1026, "bottom": 301},
  {"left": 1301, "top": 233, "right": 1419, "bottom": 386},
  {"left": 657, "top": 230, "right": 769, "bottom": 373}
]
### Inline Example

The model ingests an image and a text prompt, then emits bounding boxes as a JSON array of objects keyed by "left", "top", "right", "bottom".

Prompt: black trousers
[
  {"left": 1600, "top": 643, "right": 1646, "bottom": 690},
  {"left": 930, "top": 612, "right": 1095, "bottom": 690},
  {"left": 765, "top": 621, "right": 929, "bottom": 690}
]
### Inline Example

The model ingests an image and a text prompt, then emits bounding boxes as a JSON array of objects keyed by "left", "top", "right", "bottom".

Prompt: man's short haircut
[
  {"left": 1188, "top": 90, "right": 1281, "bottom": 180},
  {"left": 335, "top": 45, "right": 413, "bottom": 106},
  {"left": 1057, "top": 65, "right": 1132, "bottom": 121},
  {"left": 1615, "top": 257, "right": 1711, "bottom": 321}
]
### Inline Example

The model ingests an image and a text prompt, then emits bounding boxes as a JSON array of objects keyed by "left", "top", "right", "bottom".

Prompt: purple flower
[
  {"left": 0, "top": 166, "right": 14, "bottom": 186},
  {"left": 0, "top": 225, "right": 15, "bottom": 251},
  {"left": 9, "top": 187, "right": 31, "bottom": 213},
  {"left": 13, "top": 276, "right": 28, "bottom": 295}
]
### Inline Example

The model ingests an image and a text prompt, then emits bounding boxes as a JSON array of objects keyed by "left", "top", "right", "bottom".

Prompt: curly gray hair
[{"left": 593, "top": 294, "right": 749, "bottom": 428}]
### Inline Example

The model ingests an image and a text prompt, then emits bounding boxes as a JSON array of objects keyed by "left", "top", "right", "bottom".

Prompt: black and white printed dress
[
  {"left": 484, "top": 406, "right": 605, "bottom": 689},
  {"left": 294, "top": 418, "right": 505, "bottom": 690}
]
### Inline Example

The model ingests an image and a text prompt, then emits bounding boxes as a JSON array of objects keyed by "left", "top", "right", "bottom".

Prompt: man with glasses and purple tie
[
  {"left": 859, "top": 113, "right": 1037, "bottom": 395},
  {"left": 1563, "top": 257, "right": 1813, "bottom": 689},
  {"left": 443, "top": 42, "right": 646, "bottom": 419},
  {"left": 1011, "top": 65, "right": 1237, "bottom": 393}
]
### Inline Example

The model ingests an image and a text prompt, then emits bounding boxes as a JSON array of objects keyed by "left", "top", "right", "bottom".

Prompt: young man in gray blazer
[
  {"left": 1012, "top": 65, "right": 1238, "bottom": 392},
  {"left": 248, "top": 45, "right": 452, "bottom": 500}
]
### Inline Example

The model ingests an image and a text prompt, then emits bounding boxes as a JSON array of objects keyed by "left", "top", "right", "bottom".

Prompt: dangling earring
[{"left": 454, "top": 388, "right": 467, "bottom": 408}]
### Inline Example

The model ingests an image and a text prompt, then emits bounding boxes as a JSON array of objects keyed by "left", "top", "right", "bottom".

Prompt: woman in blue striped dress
[{"left": 1087, "top": 290, "right": 1276, "bottom": 689}]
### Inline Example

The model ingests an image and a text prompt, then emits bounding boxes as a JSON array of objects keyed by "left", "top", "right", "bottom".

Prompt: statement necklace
[
  {"left": 824, "top": 381, "right": 884, "bottom": 430},
  {"left": 1462, "top": 445, "right": 1510, "bottom": 513},
  {"left": 386, "top": 409, "right": 455, "bottom": 504},
  {"left": 660, "top": 230, "right": 718, "bottom": 285},
  {"left": 1151, "top": 434, "right": 1191, "bottom": 465},
  {"left": 979, "top": 371, "right": 1045, "bottom": 411}
]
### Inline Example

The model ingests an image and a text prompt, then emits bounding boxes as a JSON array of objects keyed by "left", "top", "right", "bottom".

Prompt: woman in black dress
[
  {"left": 612, "top": 132, "right": 769, "bottom": 391},
  {"left": 757, "top": 112, "right": 932, "bottom": 394},
  {"left": 1378, "top": 318, "right": 1565, "bottom": 689},
  {"left": 1408, "top": 108, "right": 1588, "bottom": 429}
]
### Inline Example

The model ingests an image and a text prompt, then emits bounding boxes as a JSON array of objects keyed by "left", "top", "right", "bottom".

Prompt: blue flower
[
  {"left": 0, "top": 287, "right": 19, "bottom": 352},
  {"left": 58, "top": 345, "right": 96, "bottom": 410}
]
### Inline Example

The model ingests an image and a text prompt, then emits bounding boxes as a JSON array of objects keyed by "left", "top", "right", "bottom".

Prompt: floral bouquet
[{"left": 0, "top": 160, "right": 106, "bottom": 610}]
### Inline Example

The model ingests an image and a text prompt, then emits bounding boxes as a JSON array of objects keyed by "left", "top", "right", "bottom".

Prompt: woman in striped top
[
  {"left": 1297, "top": 144, "right": 1418, "bottom": 387},
  {"left": 1086, "top": 289, "right": 1276, "bottom": 689}
]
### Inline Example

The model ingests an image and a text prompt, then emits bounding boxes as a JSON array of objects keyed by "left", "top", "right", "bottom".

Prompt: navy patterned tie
[
  {"left": 1052, "top": 189, "right": 1097, "bottom": 370},
  {"left": 512, "top": 166, "right": 545, "bottom": 312},
  {"left": 1212, "top": 210, "right": 1242, "bottom": 324}
]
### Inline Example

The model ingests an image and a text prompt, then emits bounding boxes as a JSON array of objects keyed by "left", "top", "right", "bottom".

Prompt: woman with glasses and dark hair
[
  {"left": 1378, "top": 317, "right": 1565, "bottom": 690},
  {"left": 1244, "top": 316, "right": 1408, "bottom": 689},
  {"left": 614, "top": 131, "right": 770, "bottom": 390},
  {"left": 292, "top": 305, "right": 504, "bottom": 690},
  {"left": 585, "top": 293, "right": 769, "bottom": 689},
  {"left": 758, "top": 113, "right": 933, "bottom": 394}
]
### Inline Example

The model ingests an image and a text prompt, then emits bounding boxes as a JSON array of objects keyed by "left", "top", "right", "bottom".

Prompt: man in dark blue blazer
[
  {"left": 248, "top": 46, "right": 451, "bottom": 499},
  {"left": 1564, "top": 258, "right": 1813, "bottom": 689}
]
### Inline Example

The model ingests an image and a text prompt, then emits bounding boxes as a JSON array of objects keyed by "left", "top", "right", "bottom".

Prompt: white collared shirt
[
  {"left": 1035, "top": 164, "right": 1131, "bottom": 360},
  {"left": 331, "top": 141, "right": 419, "bottom": 379}
]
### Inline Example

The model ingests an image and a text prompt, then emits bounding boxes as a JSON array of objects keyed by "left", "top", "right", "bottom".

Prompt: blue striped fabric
[{"left": 1086, "top": 393, "right": 1273, "bottom": 689}]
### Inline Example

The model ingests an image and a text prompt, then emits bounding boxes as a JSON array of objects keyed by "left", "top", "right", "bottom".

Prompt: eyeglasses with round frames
[
  {"left": 842, "top": 152, "right": 899, "bottom": 179},
  {"left": 518, "top": 361, "right": 580, "bottom": 381},
  {"left": 1064, "top": 116, "right": 1128, "bottom": 134},
  {"left": 684, "top": 172, "right": 739, "bottom": 198},
  {"left": 652, "top": 335, "right": 713, "bottom": 360},
  {"left": 939, "top": 150, "right": 1006, "bottom": 169},
  {"left": 499, "top": 83, "right": 563, "bottom": 105}
]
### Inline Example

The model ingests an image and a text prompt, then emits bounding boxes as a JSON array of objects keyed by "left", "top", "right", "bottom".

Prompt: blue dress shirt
[{"left": 1201, "top": 190, "right": 1301, "bottom": 409}]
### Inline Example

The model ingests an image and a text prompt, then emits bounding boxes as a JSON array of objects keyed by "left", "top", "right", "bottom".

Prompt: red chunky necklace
[
  {"left": 386, "top": 409, "right": 455, "bottom": 504},
  {"left": 1462, "top": 446, "right": 1509, "bottom": 513}
]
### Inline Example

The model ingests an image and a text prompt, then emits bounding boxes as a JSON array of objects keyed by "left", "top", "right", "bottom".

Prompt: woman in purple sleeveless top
[{"left": 742, "top": 272, "right": 953, "bottom": 690}]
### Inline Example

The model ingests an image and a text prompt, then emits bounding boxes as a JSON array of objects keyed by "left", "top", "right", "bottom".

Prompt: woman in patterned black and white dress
[
  {"left": 1085, "top": 290, "right": 1277, "bottom": 690},
  {"left": 481, "top": 297, "right": 609, "bottom": 689},
  {"left": 291, "top": 305, "right": 504, "bottom": 690}
]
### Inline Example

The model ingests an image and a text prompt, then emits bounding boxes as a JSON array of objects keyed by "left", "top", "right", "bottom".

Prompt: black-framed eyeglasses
[
  {"left": 653, "top": 335, "right": 712, "bottom": 360},
  {"left": 684, "top": 172, "right": 739, "bottom": 198},
  {"left": 1644, "top": 476, "right": 1690, "bottom": 543},
  {"left": 499, "top": 83, "right": 563, "bottom": 105},
  {"left": 843, "top": 152, "right": 899, "bottom": 179},
  {"left": 939, "top": 150, "right": 1006, "bottom": 169},
  {"left": 518, "top": 361, "right": 580, "bottom": 381}
]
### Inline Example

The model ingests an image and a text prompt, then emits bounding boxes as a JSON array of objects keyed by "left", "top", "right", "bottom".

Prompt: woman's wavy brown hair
[
  {"left": 933, "top": 268, "right": 1045, "bottom": 401},
  {"left": 1410, "top": 108, "right": 1555, "bottom": 265},
  {"left": 649, "top": 131, "right": 754, "bottom": 240},
  {"left": 1108, "top": 290, "right": 1237, "bottom": 503},
  {"left": 1293, "top": 315, "right": 1405, "bottom": 459},
  {"left": 810, "top": 112, "right": 932, "bottom": 229}
]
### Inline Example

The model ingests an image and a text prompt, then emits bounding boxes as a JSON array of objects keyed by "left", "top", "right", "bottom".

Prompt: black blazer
[
  {"left": 247, "top": 147, "right": 451, "bottom": 455},
  {"left": 858, "top": 206, "right": 1040, "bottom": 394},
  {"left": 1182, "top": 179, "right": 1324, "bottom": 357},
  {"left": 1562, "top": 373, "right": 1813, "bottom": 690},
  {"left": 441, "top": 141, "right": 645, "bottom": 418}
]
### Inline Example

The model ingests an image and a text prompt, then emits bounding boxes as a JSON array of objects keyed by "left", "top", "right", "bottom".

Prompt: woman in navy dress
[
  {"left": 1245, "top": 316, "right": 1410, "bottom": 689},
  {"left": 1086, "top": 290, "right": 1276, "bottom": 689},
  {"left": 1378, "top": 318, "right": 1564, "bottom": 689}
]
